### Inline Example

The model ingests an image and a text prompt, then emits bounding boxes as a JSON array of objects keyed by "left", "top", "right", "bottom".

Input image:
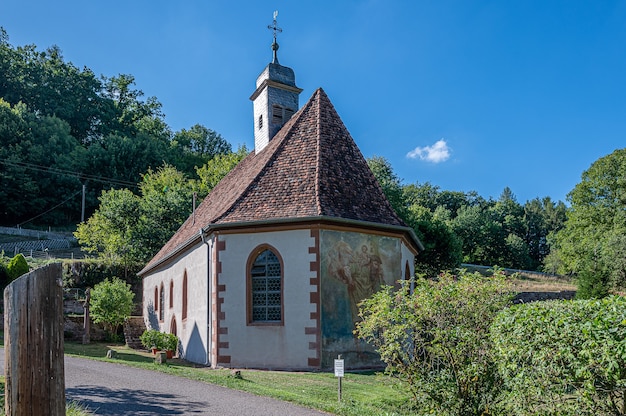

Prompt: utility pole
[{"left": 81, "top": 183, "right": 86, "bottom": 222}]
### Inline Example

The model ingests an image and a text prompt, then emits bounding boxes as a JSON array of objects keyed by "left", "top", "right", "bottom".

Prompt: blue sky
[{"left": 2, "top": 1, "right": 626, "bottom": 204}]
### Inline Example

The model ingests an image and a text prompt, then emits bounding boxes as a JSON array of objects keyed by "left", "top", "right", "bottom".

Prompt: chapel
[{"left": 139, "top": 18, "right": 423, "bottom": 370}]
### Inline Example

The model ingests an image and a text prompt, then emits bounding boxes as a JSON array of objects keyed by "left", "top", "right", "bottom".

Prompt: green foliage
[
  {"left": 89, "top": 277, "right": 135, "bottom": 337},
  {"left": 491, "top": 296, "right": 626, "bottom": 415},
  {"left": 75, "top": 164, "right": 194, "bottom": 264},
  {"left": 194, "top": 145, "right": 249, "bottom": 198},
  {"left": 140, "top": 329, "right": 162, "bottom": 349},
  {"left": 63, "top": 260, "right": 142, "bottom": 289},
  {"left": 553, "top": 148, "right": 626, "bottom": 296},
  {"left": 139, "top": 329, "right": 178, "bottom": 351},
  {"left": 356, "top": 269, "right": 513, "bottom": 415},
  {"left": 406, "top": 205, "right": 462, "bottom": 276},
  {"left": 6, "top": 253, "right": 29, "bottom": 281},
  {"left": 162, "top": 332, "right": 179, "bottom": 351},
  {"left": 0, "top": 30, "right": 233, "bottom": 228}
]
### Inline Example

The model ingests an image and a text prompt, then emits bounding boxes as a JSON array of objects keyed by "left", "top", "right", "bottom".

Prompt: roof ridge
[
  {"left": 314, "top": 88, "right": 323, "bottom": 216},
  {"left": 211, "top": 93, "right": 316, "bottom": 224}
]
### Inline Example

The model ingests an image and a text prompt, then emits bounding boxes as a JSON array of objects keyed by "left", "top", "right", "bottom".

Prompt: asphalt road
[{"left": 1, "top": 350, "right": 327, "bottom": 415}]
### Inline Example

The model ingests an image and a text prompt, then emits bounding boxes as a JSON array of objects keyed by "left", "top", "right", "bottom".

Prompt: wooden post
[
  {"left": 83, "top": 287, "right": 91, "bottom": 344},
  {"left": 4, "top": 263, "right": 65, "bottom": 416}
]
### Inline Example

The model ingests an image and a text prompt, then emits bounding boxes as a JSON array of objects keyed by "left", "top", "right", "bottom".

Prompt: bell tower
[{"left": 250, "top": 11, "right": 303, "bottom": 153}]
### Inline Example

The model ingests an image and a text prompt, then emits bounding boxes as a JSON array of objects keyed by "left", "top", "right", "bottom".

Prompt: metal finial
[{"left": 267, "top": 10, "right": 282, "bottom": 64}]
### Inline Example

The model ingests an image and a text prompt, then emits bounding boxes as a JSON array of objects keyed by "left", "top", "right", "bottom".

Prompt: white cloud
[{"left": 406, "top": 139, "right": 451, "bottom": 163}]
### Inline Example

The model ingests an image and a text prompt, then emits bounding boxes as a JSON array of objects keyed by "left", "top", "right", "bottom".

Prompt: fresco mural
[{"left": 320, "top": 230, "right": 401, "bottom": 367}]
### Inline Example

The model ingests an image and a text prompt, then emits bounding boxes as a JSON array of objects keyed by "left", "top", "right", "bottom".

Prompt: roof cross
[{"left": 268, "top": 10, "right": 282, "bottom": 64}]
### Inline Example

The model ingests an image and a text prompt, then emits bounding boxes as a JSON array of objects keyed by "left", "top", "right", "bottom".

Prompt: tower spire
[{"left": 267, "top": 10, "right": 282, "bottom": 64}]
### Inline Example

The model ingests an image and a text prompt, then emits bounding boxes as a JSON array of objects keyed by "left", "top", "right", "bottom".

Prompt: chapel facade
[{"left": 139, "top": 24, "right": 422, "bottom": 370}]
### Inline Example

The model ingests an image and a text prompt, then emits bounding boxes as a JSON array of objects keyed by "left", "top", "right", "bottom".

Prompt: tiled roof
[{"left": 141, "top": 88, "right": 413, "bottom": 274}]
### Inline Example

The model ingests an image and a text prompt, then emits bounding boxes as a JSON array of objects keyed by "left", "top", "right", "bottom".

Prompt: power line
[
  {"left": 0, "top": 159, "right": 139, "bottom": 188},
  {"left": 18, "top": 190, "right": 82, "bottom": 227}
]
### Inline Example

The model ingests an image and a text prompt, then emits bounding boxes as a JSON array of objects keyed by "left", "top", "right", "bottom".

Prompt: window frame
[
  {"left": 169, "top": 280, "right": 174, "bottom": 309},
  {"left": 159, "top": 283, "right": 165, "bottom": 322},
  {"left": 246, "top": 244, "right": 284, "bottom": 326},
  {"left": 182, "top": 270, "right": 188, "bottom": 321}
]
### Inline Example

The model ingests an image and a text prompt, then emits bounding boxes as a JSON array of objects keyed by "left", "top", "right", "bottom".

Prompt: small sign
[{"left": 334, "top": 358, "right": 344, "bottom": 377}]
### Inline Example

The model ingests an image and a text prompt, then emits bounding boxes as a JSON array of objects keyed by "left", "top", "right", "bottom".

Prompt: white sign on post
[{"left": 334, "top": 358, "right": 344, "bottom": 377}]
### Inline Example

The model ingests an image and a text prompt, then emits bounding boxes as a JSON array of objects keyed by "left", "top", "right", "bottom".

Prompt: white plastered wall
[
  {"left": 142, "top": 239, "right": 211, "bottom": 365},
  {"left": 217, "top": 229, "right": 317, "bottom": 369}
]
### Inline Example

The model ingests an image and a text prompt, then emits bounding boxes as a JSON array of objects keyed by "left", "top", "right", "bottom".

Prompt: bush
[
  {"left": 139, "top": 329, "right": 178, "bottom": 352},
  {"left": 140, "top": 329, "right": 162, "bottom": 350},
  {"left": 7, "top": 253, "right": 29, "bottom": 281},
  {"left": 162, "top": 332, "right": 178, "bottom": 351},
  {"left": 491, "top": 296, "right": 626, "bottom": 415},
  {"left": 89, "top": 277, "right": 135, "bottom": 340},
  {"left": 356, "top": 269, "right": 513, "bottom": 416}
]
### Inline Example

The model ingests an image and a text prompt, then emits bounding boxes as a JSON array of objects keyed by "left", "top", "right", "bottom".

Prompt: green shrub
[
  {"left": 140, "top": 329, "right": 162, "bottom": 350},
  {"left": 356, "top": 269, "right": 513, "bottom": 416},
  {"left": 162, "top": 332, "right": 178, "bottom": 351},
  {"left": 139, "top": 330, "right": 178, "bottom": 352},
  {"left": 491, "top": 296, "right": 626, "bottom": 415},
  {"left": 89, "top": 277, "right": 134, "bottom": 340},
  {"left": 7, "top": 253, "right": 29, "bottom": 281}
]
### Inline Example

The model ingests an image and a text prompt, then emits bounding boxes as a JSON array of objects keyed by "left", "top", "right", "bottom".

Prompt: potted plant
[
  {"left": 139, "top": 329, "right": 161, "bottom": 354},
  {"left": 162, "top": 332, "right": 178, "bottom": 359}
]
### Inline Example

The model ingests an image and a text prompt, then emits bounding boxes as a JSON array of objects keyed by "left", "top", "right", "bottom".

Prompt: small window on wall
[
  {"left": 159, "top": 283, "right": 164, "bottom": 321},
  {"left": 182, "top": 271, "right": 188, "bottom": 320},
  {"left": 169, "top": 281, "right": 174, "bottom": 308},
  {"left": 284, "top": 108, "right": 295, "bottom": 120},
  {"left": 154, "top": 287, "right": 158, "bottom": 311},
  {"left": 258, "top": 114, "right": 263, "bottom": 130},
  {"left": 248, "top": 247, "right": 282, "bottom": 323}
]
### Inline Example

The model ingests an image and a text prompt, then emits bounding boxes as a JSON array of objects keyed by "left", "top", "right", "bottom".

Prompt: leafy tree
[
  {"left": 356, "top": 269, "right": 512, "bottom": 416},
  {"left": 491, "top": 296, "right": 626, "bottom": 415},
  {"left": 75, "top": 164, "right": 193, "bottom": 266},
  {"left": 194, "top": 145, "right": 248, "bottom": 198},
  {"left": 406, "top": 205, "right": 462, "bottom": 276},
  {"left": 6, "top": 253, "right": 29, "bottom": 281},
  {"left": 524, "top": 197, "right": 567, "bottom": 270},
  {"left": 171, "top": 124, "right": 233, "bottom": 174},
  {"left": 89, "top": 277, "right": 135, "bottom": 338},
  {"left": 75, "top": 187, "right": 141, "bottom": 266},
  {"left": 367, "top": 156, "right": 407, "bottom": 220},
  {"left": 553, "top": 149, "right": 626, "bottom": 296}
]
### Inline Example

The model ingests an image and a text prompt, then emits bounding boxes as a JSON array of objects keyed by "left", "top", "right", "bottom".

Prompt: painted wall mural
[{"left": 320, "top": 230, "right": 402, "bottom": 368}]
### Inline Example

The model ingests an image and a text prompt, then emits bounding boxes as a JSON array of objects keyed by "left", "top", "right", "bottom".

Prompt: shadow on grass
[{"left": 66, "top": 385, "right": 207, "bottom": 415}]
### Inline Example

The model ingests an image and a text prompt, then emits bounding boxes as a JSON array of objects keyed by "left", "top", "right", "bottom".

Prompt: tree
[
  {"left": 89, "top": 277, "right": 135, "bottom": 339},
  {"left": 553, "top": 149, "right": 626, "bottom": 296},
  {"left": 367, "top": 156, "right": 407, "bottom": 220},
  {"left": 491, "top": 296, "right": 626, "bottom": 416},
  {"left": 171, "top": 124, "right": 233, "bottom": 174},
  {"left": 194, "top": 145, "right": 248, "bottom": 198},
  {"left": 356, "top": 269, "right": 512, "bottom": 415},
  {"left": 406, "top": 205, "right": 462, "bottom": 276},
  {"left": 75, "top": 164, "right": 194, "bottom": 265}
]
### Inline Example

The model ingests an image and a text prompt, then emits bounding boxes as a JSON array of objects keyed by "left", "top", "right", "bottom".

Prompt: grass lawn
[{"left": 64, "top": 341, "right": 413, "bottom": 415}]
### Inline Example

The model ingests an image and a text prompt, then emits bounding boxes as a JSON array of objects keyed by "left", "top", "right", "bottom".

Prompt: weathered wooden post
[
  {"left": 4, "top": 263, "right": 65, "bottom": 415},
  {"left": 83, "top": 287, "right": 91, "bottom": 344}
]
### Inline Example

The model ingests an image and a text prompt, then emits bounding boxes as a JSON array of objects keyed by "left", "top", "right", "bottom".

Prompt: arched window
[
  {"left": 169, "top": 281, "right": 174, "bottom": 308},
  {"left": 170, "top": 316, "right": 177, "bottom": 336},
  {"left": 248, "top": 247, "right": 283, "bottom": 324},
  {"left": 154, "top": 287, "right": 159, "bottom": 311},
  {"left": 159, "top": 283, "right": 164, "bottom": 321},
  {"left": 182, "top": 270, "right": 188, "bottom": 320}
]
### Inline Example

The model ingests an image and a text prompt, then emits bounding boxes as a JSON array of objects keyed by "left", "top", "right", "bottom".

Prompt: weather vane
[{"left": 268, "top": 10, "right": 282, "bottom": 64}]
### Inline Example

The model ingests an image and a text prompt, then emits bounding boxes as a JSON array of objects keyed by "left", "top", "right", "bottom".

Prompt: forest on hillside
[
  {"left": 0, "top": 27, "right": 234, "bottom": 227},
  {"left": 2, "top": 28, "right": 625, "bottom": 297}
]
